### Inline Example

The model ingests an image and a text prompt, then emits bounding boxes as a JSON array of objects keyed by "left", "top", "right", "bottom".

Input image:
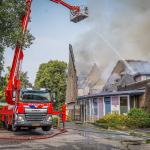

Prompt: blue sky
[{"left": 4, "top": 0, "right": 88, "bottom": 83}]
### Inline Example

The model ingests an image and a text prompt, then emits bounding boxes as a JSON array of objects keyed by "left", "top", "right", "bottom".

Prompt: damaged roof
[
  {"left": 117, "top": 60, "right": 150, "bottom": 75},
  {"left": 125, "top": 60, "right": 150, "bottom": 75}
]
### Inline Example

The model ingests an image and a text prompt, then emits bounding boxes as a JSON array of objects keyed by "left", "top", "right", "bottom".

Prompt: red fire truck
[{"left": 0, "top": 0, "right": 88, "bottom": 132}]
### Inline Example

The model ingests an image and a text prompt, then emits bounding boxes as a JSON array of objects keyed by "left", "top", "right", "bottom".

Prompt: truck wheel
[
  {"left": 4, "top": 118, "right": 11, "bottom": 131},
  {"left": 42, "top": 126, "right": 51, "bottom": 131},
  {"left": 2, "top": 121, "right": 6, "bottom": 129},
  {"left": 12, "top": 118, "right": 20, "bottom": 132},
  {"left": 12, "top": 123, "right": 19, "bottom": 132}
]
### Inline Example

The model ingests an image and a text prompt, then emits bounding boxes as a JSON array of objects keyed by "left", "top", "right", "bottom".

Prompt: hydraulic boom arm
[
  {"left": 5, "top": 0, "right": 32, "bottom": 105},
  {"left": 5, "top": 0, "right": 88, "bottom": 105},
  {"left": 50, "top": 0, "right": 80, "bottom": 11}
]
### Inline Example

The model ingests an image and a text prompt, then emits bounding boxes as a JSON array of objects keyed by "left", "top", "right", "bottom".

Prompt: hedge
[{"left": 96, "top": 108, "right": 150, "bottom": 129}]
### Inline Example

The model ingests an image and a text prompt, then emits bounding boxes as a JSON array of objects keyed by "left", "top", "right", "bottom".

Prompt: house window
[
  {"left": 93, "top": 99, "right": 98, "bottom": 115},
  {"left": 130, "top": 96, "right": 139, "bottom": 109},
  {"left": 120, "top": 96, "right": 128, "bottom": 114}
]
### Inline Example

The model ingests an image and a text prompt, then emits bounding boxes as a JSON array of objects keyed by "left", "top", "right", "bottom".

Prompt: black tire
[
  {"left": 42, "top": 126, "right": 51, "bottom": 131},
  {"left": 4, "top": 117, "right": 11, "bottom": 131},
  {"left": 12, "top": 123, "right": 20, "bottom": 132},
  {"left": 11, "top": 117, "right": 20, "bottom": 132},
  {"left": 2, "top": 121, "right": 6, "bottom": 129}
]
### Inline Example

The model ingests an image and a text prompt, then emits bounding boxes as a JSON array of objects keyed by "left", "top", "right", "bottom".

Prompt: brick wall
[{"left": 138, "top": 95, "right": 145, "bottom": 108}]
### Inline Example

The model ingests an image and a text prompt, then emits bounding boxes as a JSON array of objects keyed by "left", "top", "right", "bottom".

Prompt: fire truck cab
[{"left": 10, "top": 89, "right": 53, "bottom": 131}]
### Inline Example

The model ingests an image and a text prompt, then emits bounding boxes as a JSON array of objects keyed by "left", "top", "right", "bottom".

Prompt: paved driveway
[{"left": 0, "top": 123, "right": 150, "bottom": 150}]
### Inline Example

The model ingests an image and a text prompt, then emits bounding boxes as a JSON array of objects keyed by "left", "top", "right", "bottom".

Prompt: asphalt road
[{"left": 0, "top": 123, "right": 150, "bottom": 150}]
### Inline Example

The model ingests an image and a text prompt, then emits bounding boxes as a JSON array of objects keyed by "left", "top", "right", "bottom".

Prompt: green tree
[
  {"left": 35, "top": 60, "right": 67, "bottom": 110},
  {"left": 0, "top": 76, "right": 7, "bottom": 102},
  {"left": 0, "top": 0, "right": 34, "bottom": 76},
  {"left": 6, "top": 66, "right": 32, "bottom": 89},
  {"left": 0, "top": 67, "right": 32, "bottom": 102},
  {"left": 20, "top": 71, "right": 32, "bottom": 88},
  {"left": 0, "top": 46, "right": 4, "bottom": 75},
  {"left": 0, "top": 0, "right": 34, "bottom": 49}
]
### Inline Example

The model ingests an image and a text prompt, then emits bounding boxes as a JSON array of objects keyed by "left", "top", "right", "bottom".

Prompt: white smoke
[{"left": 73, "top": 0, "right": 150, "bottom": 81}]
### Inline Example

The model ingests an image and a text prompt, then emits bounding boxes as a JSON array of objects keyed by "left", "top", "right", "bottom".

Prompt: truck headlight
[
  {"left": 17, "top": 115, "right": 24, "bottom": 122},
  {"left": 47, "top": 116, "right": 52, "bottom": 122}
]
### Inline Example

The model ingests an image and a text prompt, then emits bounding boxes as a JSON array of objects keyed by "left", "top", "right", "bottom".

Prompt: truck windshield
[{"left": 21, "top": 91, "right": 51, "bottom": 102}]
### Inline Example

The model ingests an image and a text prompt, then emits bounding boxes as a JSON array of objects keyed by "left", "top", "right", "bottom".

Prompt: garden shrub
[
  {"left": 96, "top": 109, "right": 150, "bottom": 129},
  {"left": 67, "top": 114, "right": 73, "bottom": 122},
  {"left": 52, "top": 117, "right": 58, "bottom": 128},
  {"left": 96, "top": 113, "right": 127, "bottom": 128},
  {"left": 126, "top": 108, "right": 150, "bottom": 128}
]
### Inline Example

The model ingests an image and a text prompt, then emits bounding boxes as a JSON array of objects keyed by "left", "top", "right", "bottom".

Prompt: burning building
[
  {"left": 78, "top": 60, "right": 150, "bottom": 122},
  {"left": 66, "top": 45, "right": 104, "bottom": 120},
  {"left": 78, "top": 63, "right": 105, "bottom": 96}
]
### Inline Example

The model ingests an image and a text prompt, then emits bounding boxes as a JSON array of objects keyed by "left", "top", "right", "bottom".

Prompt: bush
[
  {"left": 52, "top": 117, "right": 58, "bottom": 128},
  {"left": 96, "top": 109, "right": 150, "bottom": 129},
  {"left": 66, "top": 114, "right": 73, "bottom": 122},
  {"left": 96, "top": 113, "right": 127, "bottom": 128},
  {"left": 126, "top": 108, "right": 150, "bottom": 128}
]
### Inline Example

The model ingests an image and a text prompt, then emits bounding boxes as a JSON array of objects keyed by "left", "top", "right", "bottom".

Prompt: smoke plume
[{"left": 73, "top": 0, "right": 150, "bottom": 81}]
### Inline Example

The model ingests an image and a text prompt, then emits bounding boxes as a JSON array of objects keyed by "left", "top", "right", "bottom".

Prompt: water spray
[{"left": 93, "top": 31, "right": 135, "bottom": 75}]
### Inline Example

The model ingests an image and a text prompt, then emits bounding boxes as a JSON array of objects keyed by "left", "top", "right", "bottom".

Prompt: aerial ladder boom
[
  {"left": 50, "top": 0, "right": 88, "bottom": 23},
  {"left": 5, "top": 0, "right": 32, "bottom": 105},
  {"left": 50, "top": 0, "right": 80, "bottom": 11},
  {"left": 5, "top": 0, "right": 88, "bottom": 105}
]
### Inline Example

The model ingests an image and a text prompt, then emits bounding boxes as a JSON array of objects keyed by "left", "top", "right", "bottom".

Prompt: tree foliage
[
  {"left": 35, "top": 60, "right": 67, "bottom": 109},
  {"left": 0, "top": 46, "right": 4, "bottom": 75},
  {"left": 20, "top": 71, "right": 32, "bottom": 89},
  {"left": 6, "top": 66, "right": 32, "bottom": 89},
  {"left": 0, "top": 0, "right": 35, "bottom": 75},
  {"left": 0, "top": 67, "right": 32, "bottom": 102},
  {"left": 0, "top": 0, "right": 34, "bottom": 49},
  {"left": 0, "top": 75, "right": 7, "bottom": 102}
]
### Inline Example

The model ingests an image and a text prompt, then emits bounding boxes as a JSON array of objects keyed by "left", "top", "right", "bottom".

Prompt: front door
[{"left": 104, "top": 97, "right": 111, "bottom": 115}]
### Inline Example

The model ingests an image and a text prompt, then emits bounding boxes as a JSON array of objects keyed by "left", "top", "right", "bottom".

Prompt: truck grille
[{"left": 25, "top": 113, "right": 47, "bottom": 122}]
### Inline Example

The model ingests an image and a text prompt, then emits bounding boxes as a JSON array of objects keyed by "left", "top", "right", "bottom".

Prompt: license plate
[{"left": 32, "top": 124, "right": 40, "bottom": 127}]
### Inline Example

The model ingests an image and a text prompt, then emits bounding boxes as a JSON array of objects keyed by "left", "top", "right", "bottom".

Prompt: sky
[
  {"left": 4, "top": 0, "right": 89, "bottom": 84},
  {"left": 4, "top": 0, "right": 150, "bottom": 85}
]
